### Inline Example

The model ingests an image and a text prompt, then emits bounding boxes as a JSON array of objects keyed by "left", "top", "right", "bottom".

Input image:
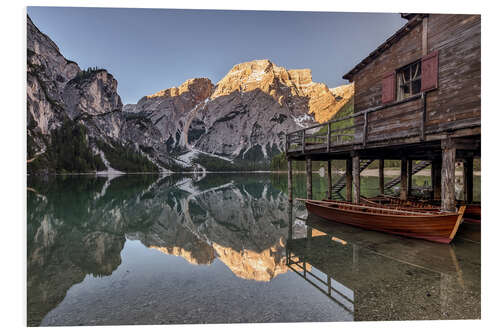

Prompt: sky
[{"left": 27, "top": 7, "right": 406, "bottom": 104}]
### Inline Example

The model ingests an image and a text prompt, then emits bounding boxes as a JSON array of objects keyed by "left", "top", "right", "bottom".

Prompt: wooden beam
[
  {"left": 363, "top": 112, "right": 368, "bottom": 146},
  {"left": 306, "top": 158, "right": 312, "bottom": 199},
  {"left": 302, "top": 129, "right": 306, "bottom": 153},
  {"left": 400, "top": 156, "right": 408, "bottom": 200},
  {"left": 327, "top": 123, "right": 331, "bottom": 153},
  {"left": 285, "top": 132, "right": 289, "bottom": 154},
  {"left": 441, "top": 146, "right": 456, "bottom": 212},
  {"left": 327, "top": 160, "right": 332, "bottom": 199},
  {"left": 407, "top": 159, "right": 413, "bottom": 197},
  {"left": 353, "top": 155, "right": 361, "bottom": 204},
  {"left": 287, "top": 159, "right": 293, "bottom": 202},
  {"left": 346, "top": 159, "right": 353, "bottom": 202},
  {"left": 422, "top": 16, "right": 428, "bottom": 56},
  {"left": 464, "top": 158, "right": 474, "bottom": 203},
  {"left": 288, "top": 203, "right": 293, "bottom": 241},
  {"left": 379, "top": 159, "right": 385, "bottom": 195},
  {"left": 432, "top": 159, "right": 442, "bottom": 200},
  {"left": 420, "top": 92, "right": 427, "bottom": 141}
]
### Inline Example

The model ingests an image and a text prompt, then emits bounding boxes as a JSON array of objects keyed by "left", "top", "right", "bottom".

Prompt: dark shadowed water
[{"left": 27, "top": 172, "right": 480, "bottom": 326}]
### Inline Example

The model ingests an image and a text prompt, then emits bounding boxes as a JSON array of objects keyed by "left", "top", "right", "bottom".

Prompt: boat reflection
[{"left": 286, "top": 209, "right": 481, "bottom": 321}]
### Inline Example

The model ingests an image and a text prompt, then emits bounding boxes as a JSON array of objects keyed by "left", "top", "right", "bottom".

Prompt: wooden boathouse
[{"left": 285, "top": 13, "right": 480, "bottom": 212}]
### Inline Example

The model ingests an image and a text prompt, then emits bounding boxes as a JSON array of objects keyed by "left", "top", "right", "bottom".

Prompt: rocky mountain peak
[
  {"left": 63, "top": 69, "right": 123, "bottom": 120},
  {"left": 211, "top": 59, "right": 350, "bottom": 123},
  {"left": 145, "top": 77, "right": 214, "bottom": 103}
]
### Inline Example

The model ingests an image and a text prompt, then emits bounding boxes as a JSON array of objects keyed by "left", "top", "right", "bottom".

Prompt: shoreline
[{"left": 28, "top": 168, "right": 481, "bottom": 177}]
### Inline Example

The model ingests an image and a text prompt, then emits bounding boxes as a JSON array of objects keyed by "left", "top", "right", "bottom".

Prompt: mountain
[
  {"left": 27, "top": 16, "right": 354, "bottom": 173},
  {"left": 126, "top": 60, "right": 354, "bottom": 170},
  {"left": 27, "top": 16, "right": 174, "bottom": 174}
]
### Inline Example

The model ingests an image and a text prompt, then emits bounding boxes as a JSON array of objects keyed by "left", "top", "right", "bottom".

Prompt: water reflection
[
  {"left": 27, "top": 174, "right": 308, "bottom": 326},
  {"left": 287, "top": 212, "right": 481, "bottom": 321},
  {"left": 27, "top": 173, "right": 480, "bottom": 326}
]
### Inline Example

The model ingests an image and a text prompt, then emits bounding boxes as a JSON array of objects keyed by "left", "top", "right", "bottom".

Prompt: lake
[{"left": 27, "top": 172, "right": 480, "bottom": 326}]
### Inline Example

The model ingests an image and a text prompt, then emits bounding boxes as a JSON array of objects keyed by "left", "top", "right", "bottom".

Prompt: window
[
  {"left": 380, "top": 51, "right": 438, "bottom": 104},
  {"left": 396, "top": 60, "right": 421, "bottom": 100}
]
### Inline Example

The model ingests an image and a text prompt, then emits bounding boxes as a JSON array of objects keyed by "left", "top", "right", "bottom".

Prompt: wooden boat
[
  {"left": 461, "top": 203, "right": 481, "bottom": 222},
  {"left": 364, "top": 194, "right": 481, "bottom": 223},
  {"left": 299, "top": 198, "right": 466, "bottom": 244},
  {"left": 361, "top": 195, "right": 439, "bottom": 211},
  {"left": 322, "top": 197, "right": 438, "bottom": 213}
]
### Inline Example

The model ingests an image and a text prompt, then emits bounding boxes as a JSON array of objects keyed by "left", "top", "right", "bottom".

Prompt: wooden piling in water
[
  {"left": 306, "top": 158, "right": 312, "bottom": 199},
  {"left": 379, "top": 159, "right": 384, "bottom": 195},
  {"left": 464, "top": 158, "right": 474, "bottom": 203},
  {"left": 287, "top": 159, "right": 293, "bottom": 202},
  {"left": 407, "top": 159, "right": 413, "bottom": 197},
  {"left": 441, "top": 142, "right": 456, "bottom": 212},
  {"left": 327, "top": 160, "right": 332, "bottom": 200},
  {"left": 400, "top": 156, "right": 408, "bottom": 200},
  {"left": 353, "top": 155, "right": 360, "bottom": 204},
  {"left": 432, "top": 159, "right": 442, "bottom": 201},
  {"left": 346, "top": 159, "right": 353, "bottom": 202}
]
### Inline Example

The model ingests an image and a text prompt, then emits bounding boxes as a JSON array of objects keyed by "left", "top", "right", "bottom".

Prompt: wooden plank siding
[{"left": 425, "top": 15, "right": 481, "bottom": 131}]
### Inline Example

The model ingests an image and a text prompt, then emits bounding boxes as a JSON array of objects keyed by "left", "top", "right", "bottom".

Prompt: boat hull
[
  {"left": 463, "top": 204, "right": 481, "bottom": 222},
  {"left": 305, "top": 200, "right": 464, "bottom": 244}
]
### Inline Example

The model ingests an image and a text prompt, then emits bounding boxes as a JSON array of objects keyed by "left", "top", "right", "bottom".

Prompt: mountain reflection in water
[{"left": 27, "top": 173, "right": 480, "bottom": 326}]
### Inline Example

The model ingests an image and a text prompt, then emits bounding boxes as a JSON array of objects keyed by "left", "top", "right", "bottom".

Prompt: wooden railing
[{"left": 285, "top": 93, "right": 425, "bottom": 154}]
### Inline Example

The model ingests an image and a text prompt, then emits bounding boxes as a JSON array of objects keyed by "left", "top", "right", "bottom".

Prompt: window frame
[{"left": 396, "top": 59, "right": 422, "bottom": 101}]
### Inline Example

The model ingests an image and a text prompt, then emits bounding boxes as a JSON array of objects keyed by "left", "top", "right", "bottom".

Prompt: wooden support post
[
  {"left": 407, "top": 159, "right": 413, "bottom": 198},
  {"left": 441, "top": 143, "right": 456, "bottom": 212},
  {"left": 327, "top": 123, "right": 331, "bottom": 153},
  {"left": 327, "top": 160, "right": 332, "bottom": 200},
  {"left": 420, "top": 92, "right": 427, "bottom": 141},
  {"left": 346, "top": 159, "right": 353, "bottom": 202},
  {"left": 306, "top": 158, "right": 312, "bottom": 199},
  {"left": 302, "top": 129, "right": 306, "bottom": 153},
  {"left": 363, "top": 112, "right": 368, "bottom": 146},
  {"left": 306, "top": 226, "right": 312, "bottom": 254},
  {"left": 422, "top": 16, "right": 428, "bottom": 56},
  {"left": 353, "top": 155, "right": 360, "bottom": 204},
  {"left": 285, "top": 133, "right": 289, "bottom": 154},
  {"left": 464, "top": 158, "right": 474, "bottom": 204},
  {"left": 379, "top": 159, "right": 385, "bottom": 195},
  {"left": 400, "top": 156, "right": 408, "bottom": 201},
  {"left": 287, "top": 159, "right": 293, "bottom": 202},
  {"left": 432, "top": 159, "right": 442, "bottom": 201}
]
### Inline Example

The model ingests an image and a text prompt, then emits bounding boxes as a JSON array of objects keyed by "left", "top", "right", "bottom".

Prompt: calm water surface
[{"left": 27, "top": 172, "right": 480, "bottom": 326}]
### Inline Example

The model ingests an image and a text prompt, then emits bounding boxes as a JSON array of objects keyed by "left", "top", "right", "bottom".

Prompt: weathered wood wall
[
  {"left": 425, "top": 15, "right": 481, "bottom": 132},
  {"left": 351, "top": 14, "right": 480, "bottom": 139}
]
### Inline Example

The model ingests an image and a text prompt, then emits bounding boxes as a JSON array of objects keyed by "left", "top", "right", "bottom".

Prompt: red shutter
[
  {"left": 381, "top": 72, "right": 396, "bottom": 103},
  {"left": 421, "top": 50, "right": 439, "bottom": 91}
]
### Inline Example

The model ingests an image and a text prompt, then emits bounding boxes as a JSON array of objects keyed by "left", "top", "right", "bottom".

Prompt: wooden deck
[{"left": 285, "top": 92, "right": 480, "bottom": 161}]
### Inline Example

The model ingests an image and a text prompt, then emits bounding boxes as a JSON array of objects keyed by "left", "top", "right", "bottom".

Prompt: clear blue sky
[{"left": 27, "top": 7, "right": 406, "bottom": 104}]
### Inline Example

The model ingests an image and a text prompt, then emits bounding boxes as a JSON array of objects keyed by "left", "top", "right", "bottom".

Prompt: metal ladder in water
[
  {"left": 383, "top": 160, "right": 432, "bottom": 191},
  {"left": 331, "top": 159, "right": 374, "bottom": 194}
]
